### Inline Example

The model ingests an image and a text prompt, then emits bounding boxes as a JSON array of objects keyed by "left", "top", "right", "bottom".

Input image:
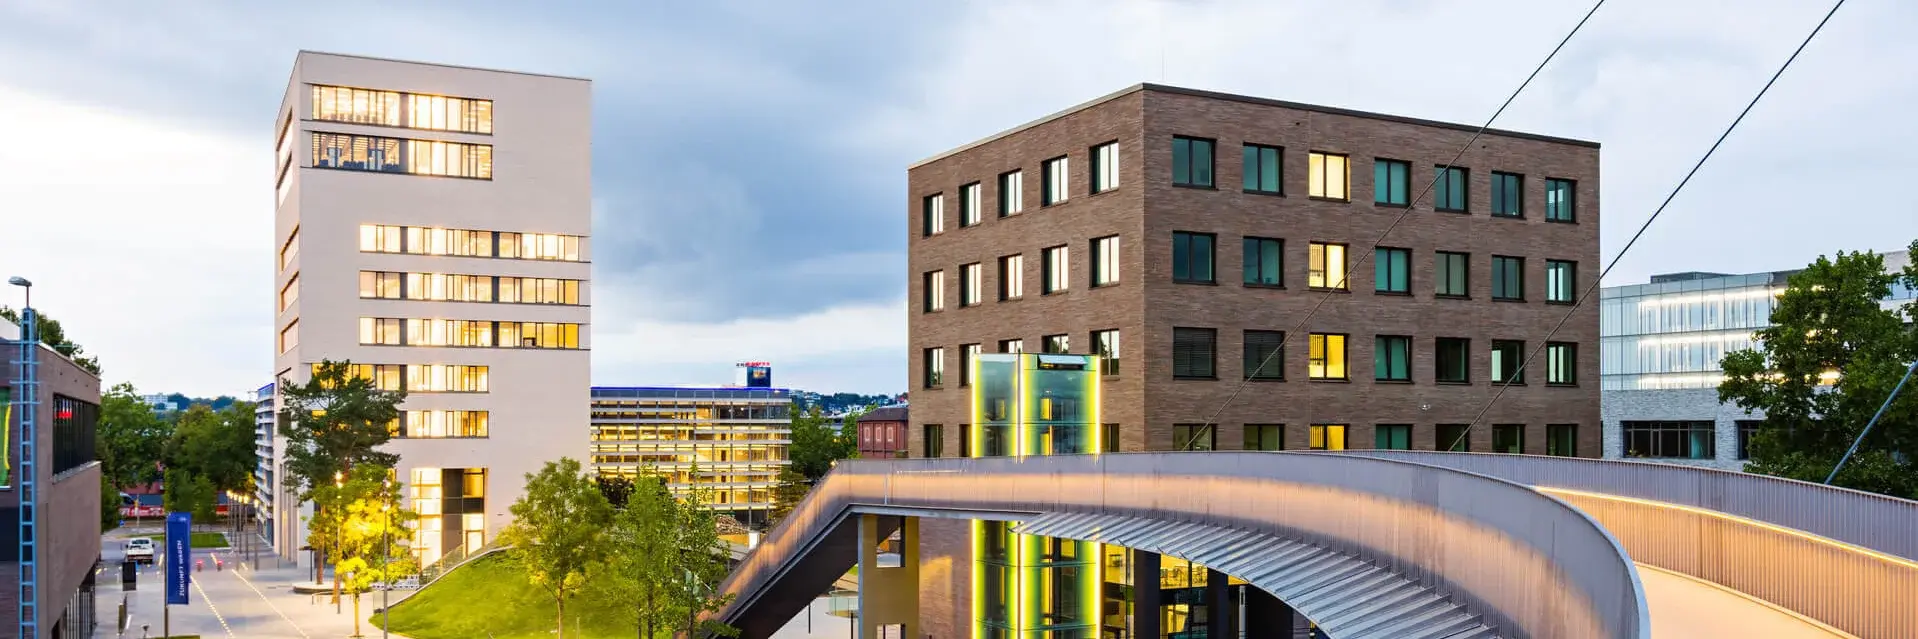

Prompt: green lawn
[
  {"left": 378, "top": 553, "right": 649, "bottom": 639},
  {"left": 142, "top": 532, "right": 228, "bottom": 549}
]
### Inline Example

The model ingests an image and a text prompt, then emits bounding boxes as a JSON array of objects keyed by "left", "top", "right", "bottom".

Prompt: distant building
[
  {"left": 139, "top": 393, "right": 180, "bottom": 413},
  {"left": 855, "top": 405, "right": 910, "bottom": 459},
  {"left": 252, "top": 382, "right": 276, "bottom": 540},
  {"left": 589, "top": 385, "right": 793, "bottom": 527},
  {"left": 3, "top": 317, "right": 104, "bottom": 638},
  {"left": 1599, "top": 248, "right": 1916, "bottom": 470}
]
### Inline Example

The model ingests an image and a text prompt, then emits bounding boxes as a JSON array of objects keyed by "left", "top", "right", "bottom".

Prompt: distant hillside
[
  {"left": 160, "top": 393, "right": 242, "bottom": 411},
  {"left": 791, "top": 391, "right": 903, "bottom": 415}
]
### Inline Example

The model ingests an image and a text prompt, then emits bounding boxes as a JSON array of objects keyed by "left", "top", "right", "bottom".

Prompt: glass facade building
[
  {"left": 588, "top": 386, "right": 792, "bottom": 526},
  {"left": 1599, "top": 271, "right": 1786, "bottom": 390}
]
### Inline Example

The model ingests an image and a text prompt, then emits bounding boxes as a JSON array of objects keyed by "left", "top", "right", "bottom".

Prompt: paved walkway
[
  {"left": 1640, "top": 563, "right": 1853, "bottom": 639},
  {"left": 94, "top": 526, "right": 416, "bottom": 639}
]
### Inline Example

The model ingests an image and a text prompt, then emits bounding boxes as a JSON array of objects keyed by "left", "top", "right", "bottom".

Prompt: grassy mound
[
  {"left": 141, "top": 532, "right": 228, "bottom": 548},
  {"left": 377, "top": 553, "right": 644, "bottom": 639}
]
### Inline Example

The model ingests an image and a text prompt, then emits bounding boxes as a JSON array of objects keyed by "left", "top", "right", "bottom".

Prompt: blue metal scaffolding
[{"left": 14, "top": 307, "right": 40, "bottom": 638}]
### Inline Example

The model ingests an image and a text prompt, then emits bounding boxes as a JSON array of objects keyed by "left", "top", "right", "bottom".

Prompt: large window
[
  {"left": 1436, "top": 337, "right": 1470, "bottom": 383},
  {"left": 1244, "top": 424, "right": 1283, "bottom": 451},
  {"left": 359, "top": 271, "right": 582, "bottom": 305},
  {"left": 1375, "top": 335, "right": 1410, "bottom": 381},
  {"left": 358, "top": 224, "right": 583, "bottom": 261},
  {"left": 1737, "top": 420, "right": 1761, "bottom": 460},
  {"left": 1434, "top": 166, "right": 1468, "bottom": 212},
  {"left": 1093, "top": 329, "right": 1121, "bottom": 376},
  {"left": 923, "top": 270, "right": 945, "bottom": 312},
  {"left": 1492, "top": 340, "right": 1525, "bottom": 384},
  {"left": 998, "top": 339, "right": 1024, "bottom": 354},
  {"left": 51, "top": 394, "right": 98, "bottom": 475},
  {"left": 999, "top": 254, "right": 1024, "bottom": 300},
  {"left": 1492, "top": 255, "right": 1525, "bottom": 301},
  {"left": 1438, "top": 424, "right": 1470, "bottom": 451},
  {"left": 1546, "top": 260, "right": 1576, "bottom": 303},
  {"left": 358, "top": 318, "right": 582, "bottom": 349},
  {"left": 279, "top": 228, "right": 300, "bottom": 271},
  {"left": 396, "top": 410, "right": 490, "bottom": 438},
  {"left": 1492, "top": 172, "right": 1523, "bottom": 217},
  {"left": 1243, "top": 330, "right": 1285, "bottom": 381},
  {"left": 1043, "top": 245, "right": 1070, "bottom": 294},
  {"left": 924, "top": 424, "right": 945, "bottom": 458},
  {"left": 960, "top": 263, "right": 983, "bottom": 307},
  {"left": 1309, "top": 424, "right": 1347, "bottom": 450},
  {"left": 311, "top": 85, "right": 494, "bottom": 134},
  {"left": 311, "top": 85, "right": 402, "bottom": 126},
  {"left": 1092, "top": 142, "right": 1119, "bottom": 193},
  {"left": 1173, "top": 327, "right": 1217, "bottom": 379},
  {"left": 330, "top": 363, "right": 489, "bottom": 393},
  {"left": 1172, "top": 136, "right": 1215, "bottom": 187},
  {"left": 1243, "top": 237, "right": 1282, "bottom": 287},
  {"left": 312, "top": 132, "right": 493, "bottom": 179},
  {"left": 279, "top": 320, "right": 300, "bottom": 353},
  {"left": 960, "top": 182, "right": 982, "bottom": 227},
  {"left": 1547, "top": 342, "right": 1577, "bottom": 386},
  {"left": 922, "top": 193, "right": 944, "bottom": 237},
  {"left": 1375, "top": 424, "right": 1411, "bottom": 450},
  {"left": 923, "top": 347, "right": 945, "bottom": 388},
  {"left": 1547, "top": 424, "right": 1578, "bottom": 457},
  {"left": 1173, "top": 424, "right": 1215, "bottom": 451},
  {"left": 1242, "top": 144, "right": 1282, "bottom": 194},
  {"left": 1545, "top": 178, "right": 1576, "bottom": 222},
  {"left": 999, "top": 170, "right": 1024, "bottom": 217},
  {"left": 1623, "top": 421, "right": 1716, "bottom": 459},
  {"left": 1308, "top": 152, "right": 1349, "bottom": 200},
  {"left": 1043, "top": 156, "right": 1069, "bottom": 205},
  {"left": 1436, "top": 251, "right": 1470, "bottom": 297},
  {"left": 960, "top": 344, "right": 981, "bottom": 386},
  {"left": 1493, "top": 424, "right": 1525, "bottom": 453},
  {"left": 1375, "top": 247, "right": 1410, "bottom": 294},
  {"left": 1172, "top": 232, "right": 1216, "bottom": 284},
  {"left": 407, "top": 92, "right": 495, "bottom": 134},
  {"left": 1308, "top": 242, "right": 1347, "bottom": 290},
  {"left": 1091, "top": 236, "right": 1120, "bottom": 286},
  {"left": 1373, "top": 159, "right": 1409, "bottom": 206},
  {"left": 1043, "top": 334, "right": 1070, "bottom": 354},
  {"left": 280, "top": 274, "right": 300, "bottom": 312},
  {"left": 1308, "top": 333, "right": 1347, "bottom": 380}
]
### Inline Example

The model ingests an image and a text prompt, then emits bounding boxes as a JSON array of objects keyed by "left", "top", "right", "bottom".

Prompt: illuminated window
[
  {"left": 1172, "top": 232, "right": 1215, "bottom": 284},
  {"left": 1436, "top": 251, "right": 1470, "bottom": 297},
  {"left": 922, "top": 193, "right": 944, "bottom": 237},
  {"left": 960, "top": 263, "right": 982, "bottom": 307},
  {"left": 1492, "top": 340, "right": 1525, "bottom": 384},
  {"left": 406, "top": 93, "right": 494, "bottom": 134},
  {"left": 1043, "top": 245, "right": 1069, "bottom": 294},
  {"left": 998, "top": 254, "right": 1024, "bottom": 300},
  {"left": 311, "top": 85, "right": 401, "bottom": 126},
  {"left": 1493, "top": 256, "right": 1525, "bottom": 301},
  {"left": 923, "top": 270, "right": 945, "bottom": 312},
  {"left": 405, "top": 139, "right": 493, "bottom": 179},
  {"left": 1308, "top": 333, "right": 1347, "bottom": 380},
  {"left": 278, "top": 320, "right": 299, "bottom": 353},
  {"left": 1435, "top": 166, "right": 1468, "bottom": 212},
  {"left": 360, "top": 271, "right": 402, "bottom": 299},
  {"left": 276, "top": 113, "right": 295, "bottom": 205},
  {"left": 279, "top": 227, "right": 299, "bottom": 271},
  {"left": 1172, "top": 136, "right": 1214, "bottom": 187},
  {"left": 399, "top": 411, "right": 490, "bottom": 438},
  {"left": 1545, "top": 178, "right": 1576, "bottom": 222},
  {"left": 998, "top": 170, "right": 1023, "bottom": 217},
  {"left": 1373, "top": 159, "right": 1409, "bottom": 205},
  {"left": 279, "top": 275, "right": 300, "bottom": 312},
  {"left": 358, "top": 225, "right": 584, "bottom": 261},
  {"left": 360, "top": 318, "right": 403, "bottom": 345},
  {"left": 360, "top": 224, "right": 403, "bottom": 253},
  {"left": 1309, "top": 424, "right": 1346, "bottom": 450},
  {"left": 1307, "top": 151, "right": 1348, "bottom": 200},
  {"left": 1042, "top": 156, "right": 1069, "bottom": 205},
  {"left": 960, "top": 182, "right": 982, "bottom": 227},
  {"left": 1091, "top": 141, "right": 1119, "bottom": 193},
  {"left": 1308, "top": 242, "right": 1347, "bottom": 290},
  {"left": 1492, "top": 172, "right": 1523, "bottom": 217}
]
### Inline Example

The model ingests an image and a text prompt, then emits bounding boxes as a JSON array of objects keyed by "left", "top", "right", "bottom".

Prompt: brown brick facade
[
  {"left": 2, "top": 341, "right": 104, "bottom": 639},
  {"left": 905, "top": 84, "right": 1601, "bottom": 632}
]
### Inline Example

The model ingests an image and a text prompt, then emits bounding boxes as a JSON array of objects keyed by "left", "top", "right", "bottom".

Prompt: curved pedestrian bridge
[{"left": 713, "top": 452, "right": 1916, "bottom": 638}]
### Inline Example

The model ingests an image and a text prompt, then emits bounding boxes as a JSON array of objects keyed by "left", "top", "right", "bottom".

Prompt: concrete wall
[{"left": 1601, "top": 388, "right": 1754, "bottom": 472}]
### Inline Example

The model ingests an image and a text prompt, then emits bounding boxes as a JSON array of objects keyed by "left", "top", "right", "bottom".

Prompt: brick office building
[
  {"left": 2, "top": 318, "right": 103, "bottom": 639},
  {"left": 904, "top": 82, "right": 1601, "bottom": 635}
]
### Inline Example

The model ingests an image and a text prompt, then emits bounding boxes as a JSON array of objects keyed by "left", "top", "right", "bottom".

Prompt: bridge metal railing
[
  {"left": 1342, "top": 451, "right": 1918, "bottom": 638},
  {"left": 715, "top": 452, "right": 1650, "bottom": 639}
]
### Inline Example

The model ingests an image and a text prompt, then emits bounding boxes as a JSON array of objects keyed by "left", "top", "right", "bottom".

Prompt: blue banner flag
[{"left": 165, "top": 512, "right": 191, "bottom": 605}]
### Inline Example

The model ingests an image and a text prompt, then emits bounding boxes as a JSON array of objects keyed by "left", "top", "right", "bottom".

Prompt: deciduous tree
[
  {"left": 0, "top": 305, "right": 101, "bottom": 375},
  {"left": 164, "top": 403, "right": 257, "bottom": 498},
  {"left": 332, "top": 471, "right": 418, "bottom": 639},
  {"left": 99, "top": 382, "right": 170, "bottom": 490},
  {"left": 278, "top": 360, "right": 406, "bottom": 500},
  {"left": 501, "top": 458, "right": 614, "bottom": 638}
]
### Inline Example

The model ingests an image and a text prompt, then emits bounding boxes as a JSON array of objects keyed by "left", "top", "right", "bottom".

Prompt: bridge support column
[
  {"left": 856, "top": 514, "right": 917, "bottom": 638},
  {"left": 1132, "top": 550, "right": 1161, "bottom": 638},
  {"left": 1206, "top": 568, "right": 1237, "bottom": 638},
  {"left": 1243, "top": 586, "right": 1298, "bottom": 637}
]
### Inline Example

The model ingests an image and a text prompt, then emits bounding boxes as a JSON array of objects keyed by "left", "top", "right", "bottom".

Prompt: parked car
[{"left": 124, "top": 538, "right": 156, "bottom": 564}]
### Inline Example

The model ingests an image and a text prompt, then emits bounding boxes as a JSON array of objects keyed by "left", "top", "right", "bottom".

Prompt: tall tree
[
  {"left": 788, "top": 405, "right": 855, "bottom": 481},
  {"left": 0, "top": 305, "right": 101, "bottom": 375},
  {"left": 766, "top": 465, "right": 810, "bottom": 528},
  {"left": 1720, "top": 243, "right": 1918, "bottom": 498},
  {"left": 99, "top": 382, "right": 171, "bottom": 490},
  {"left": 599, "top": 473, "right": 681, "bottom": 638},
  {"left": 162, "top": 468, "right": 217, "bottom": 525},
  {"left": 164, "top": 403, "right": 257, "bottom": 497},
  {"left": 501, "top": 457, "right": 614, "bottom": 638},
  {"left": 278, "top": 359, "right": 405, "bottom": 499},
  {"left": 672, "top": 482, "right": 738, "bottom": 638}
]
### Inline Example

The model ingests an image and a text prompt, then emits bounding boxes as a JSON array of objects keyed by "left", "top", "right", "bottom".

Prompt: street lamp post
[
  {"left": 334, "top": 470, "right": 344, "bottom": 614},
  {"left": 381, "top": 478, "right": 392, "bottom": 639}
]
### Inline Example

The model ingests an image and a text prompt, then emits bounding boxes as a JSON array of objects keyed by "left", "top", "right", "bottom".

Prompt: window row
[
  {"left": 358, "top": 317, "right": 583, "bottom": 349},
  {"left": 921, "top": 331, "right": 1123, "bottom": 388},
  {"left": 359, "top": 271, "right": 583, "bottom": 305},
  {"left": 916, "top": 422, "right": 1578, "bottom": 457},
  {"left": 1170, "top": 328, "right": 1579, "bottom": 385},
  {"left": 359, "top": 224, "right": 584, "bottom": 261},
  {"left": 1175, "top": 232, "right": 1578, "bottom": 302},
  {"left": 388, "top": 410, "right": 490, "bottom": 439},
  {"left": 920, "top": 142, "right": 1119, "bottom": 236},
  {"left": 311, "top": 84, "right": 494, "bottom": 134},
  {"left": 922, "top": 240, "right": 1122, "bottom": 311},
  {"left": 312, "top": 132, "right": 493, "bottom": 179},
  {"left": 1620, "top": 420, "right": 1749, "bottom": 460},
  {"left": 316, "top": 363, "right": 490, "bottom": 393},
  {"left": 1170, "top": 136, "right": 1577, "bottom": 221}
]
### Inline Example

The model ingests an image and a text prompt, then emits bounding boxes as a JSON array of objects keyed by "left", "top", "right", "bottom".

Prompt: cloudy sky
[{"left": 1, "top": 0, "right": 1913, "bottom": 398}]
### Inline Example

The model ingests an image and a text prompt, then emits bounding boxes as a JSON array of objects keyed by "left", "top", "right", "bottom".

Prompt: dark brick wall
[
  {"left": 904, "top": 84, "right": 1601, "bottom": 631},
  {"left": 1, "top": 341, "right": 104, "bottom": 639}
]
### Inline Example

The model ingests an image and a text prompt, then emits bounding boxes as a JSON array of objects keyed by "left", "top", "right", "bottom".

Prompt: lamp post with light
[
  {"left": 9, "top": 275, "right": 40, "bottom": 639},
  {"left": 334, "top": 470, "right": 344, "bottom": 614},
  {"left": 381, "top": 478, "right": 392, "bottom": 639}
]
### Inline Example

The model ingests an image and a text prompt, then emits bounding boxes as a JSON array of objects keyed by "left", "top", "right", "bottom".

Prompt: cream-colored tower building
[{"left": 269, "top": 51, "right": 591, "bottom": 565}]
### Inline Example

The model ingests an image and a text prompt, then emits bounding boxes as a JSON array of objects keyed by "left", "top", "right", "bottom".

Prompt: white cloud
[{"left": 590, "top": 289, "right": 905, "bottom": 389}]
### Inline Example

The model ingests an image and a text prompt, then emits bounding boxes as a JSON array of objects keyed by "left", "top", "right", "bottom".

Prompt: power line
[
  {"left": 1449, "top": 0, "right": 1851, "bottom": 451},
  {"left": 1182, "top": 0, "right": 1609, "bottom": 451}
]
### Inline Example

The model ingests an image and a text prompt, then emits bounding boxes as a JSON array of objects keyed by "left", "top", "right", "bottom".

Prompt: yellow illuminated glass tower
[{"left": 970, "top": 353, "right": 1101, "bottom": 637}]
